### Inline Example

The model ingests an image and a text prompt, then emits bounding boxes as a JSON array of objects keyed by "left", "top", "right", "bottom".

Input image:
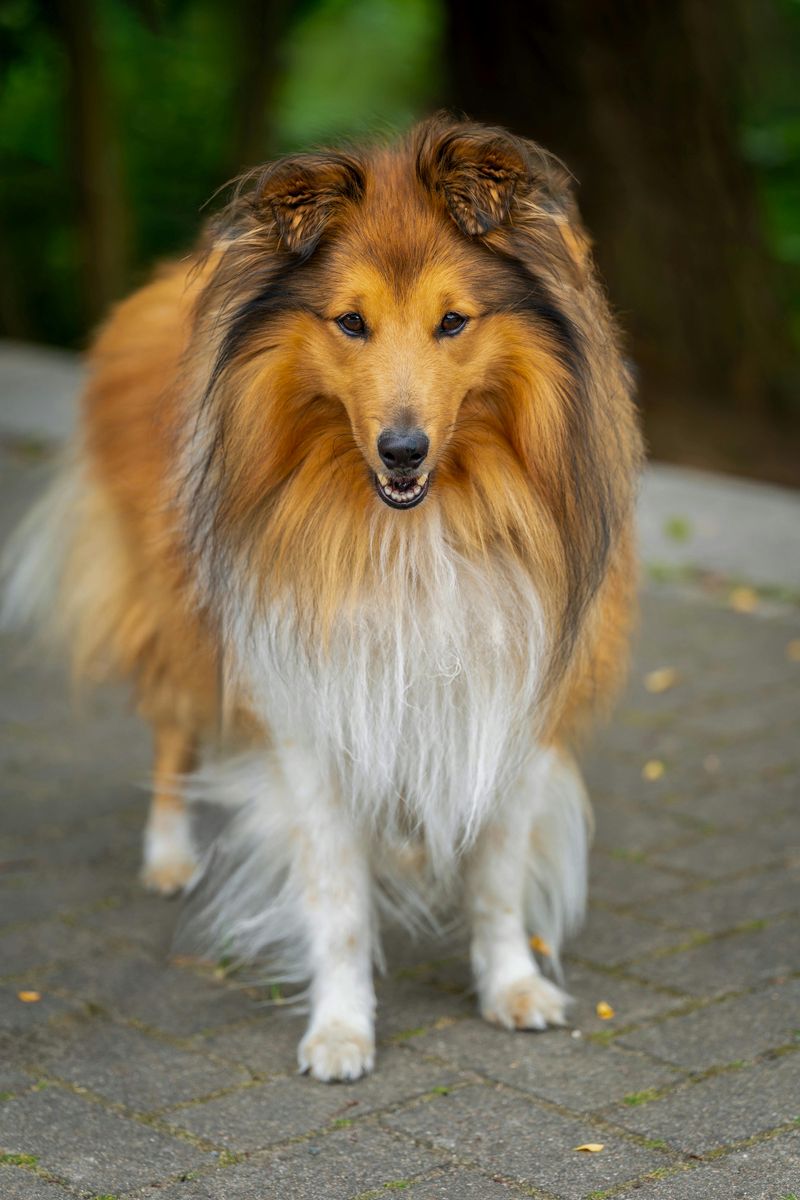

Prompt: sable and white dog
[{"left": 2, "top": 116, "right": 641, "bottom": 1081}]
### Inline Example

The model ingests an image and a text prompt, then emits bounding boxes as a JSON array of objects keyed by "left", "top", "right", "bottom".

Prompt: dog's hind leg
[
  {"left": 141, "top": 723, "right": 199, "bottom": 896},
  {"left": 465, "top": 747, "right": 588, "bottom": 1031}
]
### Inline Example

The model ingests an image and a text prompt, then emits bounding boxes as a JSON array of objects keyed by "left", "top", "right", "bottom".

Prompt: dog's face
[
  {"left": 310, "top": 243, "right": 498, "bottom": 511},
  {"left": 224, "top": 123, "right": 583, "bottom": 513}
]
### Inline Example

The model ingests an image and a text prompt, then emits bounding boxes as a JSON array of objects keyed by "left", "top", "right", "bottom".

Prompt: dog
[{"left": 2, "top": 115, "right": 641, "bottom": 1081}]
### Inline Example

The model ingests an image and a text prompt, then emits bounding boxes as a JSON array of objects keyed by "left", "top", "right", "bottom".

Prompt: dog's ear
[
  {"left": 416, "top": 119, "right": 530, "bottom": 237},
  {"left": 253, "top": 152, "right": 365, "bottom": 257}
]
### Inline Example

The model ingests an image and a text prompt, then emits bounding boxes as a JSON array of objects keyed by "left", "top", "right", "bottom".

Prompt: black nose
[{"left": 377, "top": 428, "right": 429, "bottom": 471}]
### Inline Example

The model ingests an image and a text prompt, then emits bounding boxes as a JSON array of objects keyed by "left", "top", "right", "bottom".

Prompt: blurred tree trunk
[
  {"left": 228, "top": 0, "right": 296, "bottom": 172},
  {"left": 48, "top": 0, "right": 128, "bottom": 326},
  {"left": 444, "top": 0, "right": 792, "bottom": 415}
]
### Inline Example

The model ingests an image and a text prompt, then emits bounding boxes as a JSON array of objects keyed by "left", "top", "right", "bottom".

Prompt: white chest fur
[{"left": 227, "top": 521, "right": 548, "bottom": 865}]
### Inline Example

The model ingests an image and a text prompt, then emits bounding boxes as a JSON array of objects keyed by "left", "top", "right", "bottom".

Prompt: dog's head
[
  {"left": 201, "top": 116, "right": 594, "bottom": 513},
  {"left": 194, "top": 116, "right": 638, "bottom": 655}
]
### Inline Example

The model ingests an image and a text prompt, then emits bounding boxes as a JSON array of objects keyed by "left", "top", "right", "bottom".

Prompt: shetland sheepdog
[{"left": 2, "top": 116, "right": 641, "bottom": 1081}]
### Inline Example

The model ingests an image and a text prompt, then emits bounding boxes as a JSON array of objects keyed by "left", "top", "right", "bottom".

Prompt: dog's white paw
[
  {"left": 480, "top": 972, "right": 570, "bottom": 1031},
  {"left": 141, "top": 808, "right": 198, "bottom": 896},
  {"left": 298, "top": 1021, "right": 375, "bottom": 1082},
  {"left": 140, "top": 854, "right": 198, "bottom": 896}
]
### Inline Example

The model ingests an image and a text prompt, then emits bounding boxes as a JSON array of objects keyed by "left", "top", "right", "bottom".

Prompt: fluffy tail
[
  {"left": 525, "top": 747, "right": 592, "bottom": 979},
  {"left": 1, "top": 452, "right": 132, "bottom": 681},
  {"left": 1, "top": 455, "right": 81, "bottom": 643}
]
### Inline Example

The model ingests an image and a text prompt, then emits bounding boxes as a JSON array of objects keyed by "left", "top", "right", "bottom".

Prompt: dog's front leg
[
  {"left": 466, "top": 775, "right": 570, "bottom": 1031},
  {"left": 277, "top": 743, "right": 375, "bottom": 1082}
]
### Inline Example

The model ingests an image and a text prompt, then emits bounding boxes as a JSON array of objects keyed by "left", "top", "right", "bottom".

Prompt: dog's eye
[
  {"left": 438, "top": 312, "right": 468, "bottom": 336},
  {"left": 336, "top": 312, "right": 366, "bottom": 337}
]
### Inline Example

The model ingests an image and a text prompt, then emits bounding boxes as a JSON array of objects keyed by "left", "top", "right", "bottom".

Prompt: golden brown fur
[{"left": 6, "top": 114, "right": 640, "bottom": 906}]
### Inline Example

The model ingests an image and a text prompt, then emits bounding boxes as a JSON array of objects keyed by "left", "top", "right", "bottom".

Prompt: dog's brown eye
[
  {"left": 336, "top": 312, "right": 366, "bottom": 337},
  {"left": 439, "top": 312, "right": 468, "bottom": 336}
]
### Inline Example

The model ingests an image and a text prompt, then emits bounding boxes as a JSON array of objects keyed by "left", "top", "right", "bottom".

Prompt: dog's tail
[
  {"left": 525, "top": 747, "right": 592, "bottom": 979},
  {"left": 1, "top": 451, "right": 132, "bottom": 683}
]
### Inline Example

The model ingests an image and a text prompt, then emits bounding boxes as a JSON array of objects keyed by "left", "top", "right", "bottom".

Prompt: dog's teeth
[
  {"left": 418, "top": 473, "right": 428, "bottom": 484},
  {"left": 378, "top": 473, "right": 389, "bottom": 486}
]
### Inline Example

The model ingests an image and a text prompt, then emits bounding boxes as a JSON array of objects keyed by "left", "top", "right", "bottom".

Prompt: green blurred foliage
[
  {"left": 0, "top": 0, "right": 797, "bottom": 357},
  {"left": 274, "top": 0, "right": 444, "bottom": 150},
  {"left": 741, "top": 0, "right": 800, "bottom": 347},
  {"left": 0, "top": 0, "right": 443, "bottom": 346}
]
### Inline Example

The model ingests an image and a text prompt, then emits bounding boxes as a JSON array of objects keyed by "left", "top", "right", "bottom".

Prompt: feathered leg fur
[
  {"left": 466, "top": 746, "right": 590, "bottom": 1029},
  {"left": 273, "top": 743, "right": 376, "bottom": 1081}
]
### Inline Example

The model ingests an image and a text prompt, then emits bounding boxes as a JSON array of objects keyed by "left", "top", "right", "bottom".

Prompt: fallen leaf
[
  {"left": 530, "top": 935, "right": 551, "bottom": 956},
  {"left": 575, "top": 1143, "right": 605, "bottom": 1153},
  {"left": 786, "top": 639, "right": 800, "bottom": 663},
  {"left": 596, "top": 1000, "right": 615, "bottom": 1020},
  {"left": 17, "top": 991, "right": 41, "bottom": 1003},
  {"left": 642, "top": 759, "right": 665, "bottom": 781},
  {"left": 729, "top": 586, "right": 759, "bottom": 613},
  {"left": 644, "top": 667, "right": 679, "bottom": 694}
]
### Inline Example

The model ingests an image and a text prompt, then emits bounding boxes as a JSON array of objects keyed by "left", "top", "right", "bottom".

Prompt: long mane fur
[
  {"left": 2, "top": 116, "right": 642, "bottom": 969},
  {"left": 170, "top": 116, "right": 641, "bottom": 871}
]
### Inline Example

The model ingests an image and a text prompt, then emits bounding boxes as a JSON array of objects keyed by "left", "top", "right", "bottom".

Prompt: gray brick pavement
[{"left": 1, "top": 440, "right": 799, "bottom": 1198}]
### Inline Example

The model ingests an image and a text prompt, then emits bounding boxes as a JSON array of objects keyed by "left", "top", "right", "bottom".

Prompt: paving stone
[
  {"left": 585, "top": 725, "right": 800, "bottom": 811},
  {"left": 0, "top": 1065, "right": 31, "bottom": 1097},
  {"left": 638, "top": 867, "right": 800, "bottom": 934},
  {"left": 561, "top": 961, "right": 685, "bottom": 1033},
  {"left": 592, "top": 799, "right": 697, "bottom": 855},
  {"left": 0, "top": 1086, "right": 212, "bottom": 1191},
  {"left": 384, "top": 1084, "right": 667, "bottom": 1198},
  {"left": 20, "top": 815, "right": 142, "bottom": 873},
  {"left": 672, "top": 679, "right": 799, "bottom": 742},
  {"left": 664, "top": 772, "right": 798, "bottom": 828},
  {"left": 0, "top": 868, "right": 133, "bottom": 929},
  {"left": 0, "top": 768, "right": 147, "bottom": 839},
  {"left": 0, "top": 920, "right": 111, "bottom": 980},
  {"left": 632, "top": 916, "right": 800, "bottom": 995},
  {"left": 150, "top": 1126, "right": 445, "bottom": 1199},
  {"left": 0, "top": 1170, "right": 73, "bottom": 1199},
  {"left": 375, "top": 977, "right": 474, "bottom": 1044},
  {"left": 617, "top": 980, "right": 800, "bottom": 1070},
  {"left": 615, "top": 1130, "right": 800, "bottom": 1198},
  {"left": 567, "top": 907, "right": 690, "bottom": 970},
  {"left": 614, "top": 1054, "right": 800, "bottom": 1155},
  {"left": 44, "top": 949, "right": 258, "bottom": 1034},
  {"left": 387, "top": 953, "right": 474, "bottom": 1000},
  {"left": 0, "top": 986, "right": 83, "bottom": 1033},
  {"left": 404, "top": 1173, "right": 525, "bottom": 1198},
  {"left": 76, "top": 890, "right": 177, "bottom": 956},
  {"left": 588, "top": 853, "right": 693, "bottom": 908},
  {"left": 650, "top": 815, "right": 800, "bottom": 880},
  {"left": 169, "top": 1046, "right": 462, "bottom": 1152},
  {"left": 26, "top": 1016, "right": 249, "bottom": 1112},
  {"left": 632, "top": 594, "right": 800, "bottom": 698},
  {"left": 189, "top": 1012, "right": 308, "bottom": 1080},
  {"left": 406, "top": 1017, "right": 683, "bottom": 1110}
]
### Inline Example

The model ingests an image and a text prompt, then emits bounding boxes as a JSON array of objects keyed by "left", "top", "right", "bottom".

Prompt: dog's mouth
[{"left": 374, "top": 471, "right": 430, "bottom": 510}]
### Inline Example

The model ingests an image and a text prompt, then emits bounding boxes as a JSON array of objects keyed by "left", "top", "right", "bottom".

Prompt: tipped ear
[
  {"left": 416, "top": 120, "right": 530, "bottom": 237},
  {"left": 253, "top": 152, "right": 365, "bottom": 256}
]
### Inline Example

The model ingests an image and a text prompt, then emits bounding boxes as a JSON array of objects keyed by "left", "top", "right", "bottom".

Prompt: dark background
[{"left": 1, "top": 0, "right": 798, "bottom": 483}]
